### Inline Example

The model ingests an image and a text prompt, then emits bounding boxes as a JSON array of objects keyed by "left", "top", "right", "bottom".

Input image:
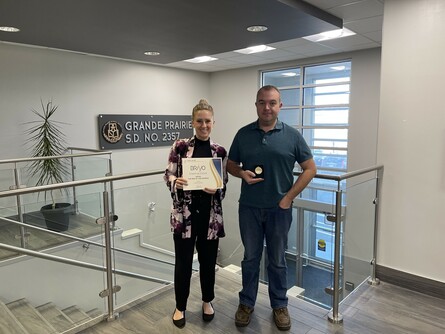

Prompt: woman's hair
[{"left": 192, "top": 99, "right": 214, "bottom": 119}]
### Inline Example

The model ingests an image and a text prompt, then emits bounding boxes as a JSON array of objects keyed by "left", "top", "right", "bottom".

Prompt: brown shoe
[
  {"left": 235, "top": 304, "right": 254, "bottom": 327},
  {"left": 273, "top": 307, "right": 291, "bottom": 331}
]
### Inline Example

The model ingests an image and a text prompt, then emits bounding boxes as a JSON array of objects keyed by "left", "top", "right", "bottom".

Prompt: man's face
[{"left": 255, "top": 89, "right": 282, "bottom": 126}]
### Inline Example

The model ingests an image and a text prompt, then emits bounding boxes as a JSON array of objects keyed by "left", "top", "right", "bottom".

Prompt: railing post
[
  {"left": 102, "top": 189, "right": 118, "bottom": 321},
  {"left": 107, "top": 155, "right": 116, "bottom": 229},
  {"left": 13, "top": 166, "right": 27, "bottom": 248},
  {"left": 328, "top": 190, "right": 344, "bottom": 324},
  {"left": 296, "top": 207, "right": 305, "bottom": 285},
  {"left": 70, "top": 152, "right": 79, "bottom": 215},
  {"left": 368, "top": 167, "right": 383, "bottom": 286}
]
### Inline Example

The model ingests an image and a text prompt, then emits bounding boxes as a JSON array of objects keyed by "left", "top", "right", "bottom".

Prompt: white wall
[
  {"left": 0, "top": 42, "right": 210, "bottom": 174},
  {"left": 377, "top": 0, "right": 445, "bottom": 282}
]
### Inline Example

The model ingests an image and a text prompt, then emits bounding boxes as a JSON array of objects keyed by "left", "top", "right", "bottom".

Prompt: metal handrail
[
  {"left": 0, "top": 164, "right": 384, "bottom": 198},
  {"left": 0, "top": 151, "right": 112, "bottom": 165},
  {"left": 0, "top": 216, "right": 175, "bottom": 267},
  {"left": 0, "top": 170, "right": 161, "bottom": 198},
  {"left": 68, "top": 147, "right": 112, "bottom": 154},
  {"left": 294, "top": 164, "right": 384, "bottom": 181},
  {"left": 0, "top": 242, "right": 172, "bottom": 285}
]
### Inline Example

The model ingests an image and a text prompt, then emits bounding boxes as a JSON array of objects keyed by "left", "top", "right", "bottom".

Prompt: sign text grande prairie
[{"left": 98, "top": 114, "right": 193, "bottom": 150}]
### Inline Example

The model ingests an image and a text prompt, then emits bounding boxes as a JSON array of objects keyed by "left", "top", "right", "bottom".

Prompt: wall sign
[
  {"left": 317, "top": 239, "right": 326, "bottom": 252},
  {"left": 98, "top": 114, "right": 193, "bottom": 150}
]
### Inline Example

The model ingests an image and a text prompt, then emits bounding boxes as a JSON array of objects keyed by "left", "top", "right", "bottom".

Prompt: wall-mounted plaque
[{"left": 98, "top": 114, "right": 193, "bottom": 150}]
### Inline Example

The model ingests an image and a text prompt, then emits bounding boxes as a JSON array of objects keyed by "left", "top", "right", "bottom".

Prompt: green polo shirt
[{"left": 228, "top": 120, "right": 312, "bottom": 208}]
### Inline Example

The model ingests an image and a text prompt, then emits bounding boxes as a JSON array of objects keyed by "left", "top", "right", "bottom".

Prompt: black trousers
[{"left": 173, "top": 196, "right": 219, "bottom": 311}]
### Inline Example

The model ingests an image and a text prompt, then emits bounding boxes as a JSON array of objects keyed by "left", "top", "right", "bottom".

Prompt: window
[{"left": 262, "top": 60, "right": 351, "bottom": 203}]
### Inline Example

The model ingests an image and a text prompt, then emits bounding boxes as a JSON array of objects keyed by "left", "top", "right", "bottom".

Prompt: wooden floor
[{"left": 79, "top": 267, "right": 445, "bottom": 334}]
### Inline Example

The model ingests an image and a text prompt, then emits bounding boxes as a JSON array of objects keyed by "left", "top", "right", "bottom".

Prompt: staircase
[{"left": 0, "top": 298, "right": 102, "bottom": 334}]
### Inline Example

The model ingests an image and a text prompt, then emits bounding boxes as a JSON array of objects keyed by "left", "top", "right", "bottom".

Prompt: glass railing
[
  {"left": 292, "top": 167, "right": 382, "bottom": 322},
  {"left": 0, "top": 150, "right": 383, "bottom": 330},
  {"left": 219, "top": 165, "right": 383, "bottom": 324},
  {"left": 108, "top": 177, "right": 176, "bottom": 307},
  {"left": 342, "top": 174, "right": 379, "bottom": 295},
  {"left": 0, "top": 253, "right": 107, "bottom": 333},
  {"left": 0, "top": 187, "right": 108, "bottom": 332},
  {"left": 0, "top": 150, "right": 176, "bottom": 332},
  {"left": 0, "top": 173, "right": 177, "bottom": 332},
  {"left": 217, "top": 177, "right": 245, "bottom": 268}
]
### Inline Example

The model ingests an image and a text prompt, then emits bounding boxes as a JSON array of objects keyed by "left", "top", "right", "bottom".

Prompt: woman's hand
[
  {"left": 203, "top": 187, "right": 217, "bottom": 195},
  {"left": 175, "top": 177, "right": 188, "bottom": 190}
]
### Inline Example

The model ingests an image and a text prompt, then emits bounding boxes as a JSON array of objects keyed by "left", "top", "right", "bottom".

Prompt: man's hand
[
  {"left": 240, "top": 170, "right": 264, "bottom": 185},
  {"left": 227, "top": 159, "right": 263, "bottom": 185}
]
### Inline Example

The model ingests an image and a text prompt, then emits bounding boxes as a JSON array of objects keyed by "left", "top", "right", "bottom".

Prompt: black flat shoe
[
  {"left": 202, "top": 302, "right": 215, "bottom": 322},
  {"left": 172, "top": 309, "right": 186, "bottom": 328}
]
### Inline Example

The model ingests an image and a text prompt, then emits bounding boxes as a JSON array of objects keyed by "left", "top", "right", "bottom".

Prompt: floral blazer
[{"left": 164, "top": 136, "right": 228, "bottom": 239}]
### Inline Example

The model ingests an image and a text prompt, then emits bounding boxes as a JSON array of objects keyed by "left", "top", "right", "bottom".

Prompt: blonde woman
[{"left": 164, "top": 99, "right": 228, "bottom": 328}]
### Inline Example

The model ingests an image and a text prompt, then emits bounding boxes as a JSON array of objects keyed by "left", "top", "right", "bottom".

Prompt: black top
[
  {"left": 191, "top": 136, "right": 212, "bottom": 200},
  {"left": 192, "top": 136, "right": 212, "bottom": 158}
]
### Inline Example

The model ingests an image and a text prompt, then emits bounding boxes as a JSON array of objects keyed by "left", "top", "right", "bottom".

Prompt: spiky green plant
[{"left": 25, "top": 100, "right": 70, "bottom": 207}]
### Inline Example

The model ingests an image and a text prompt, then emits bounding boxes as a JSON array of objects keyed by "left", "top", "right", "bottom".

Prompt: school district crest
[{"left": 102, "top": 121, "right": 123, "bottom": 143}]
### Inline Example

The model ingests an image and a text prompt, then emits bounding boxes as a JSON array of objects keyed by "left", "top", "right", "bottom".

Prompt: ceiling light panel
[
  {"left": 0, "top": 26, "right": 20, "bottom": 32},
  {"left": 184, "top": 56, "right": 218, "bottom": 63},
  {"left": 235, "top": 45, "right": 275, "bottom": 54},
  {"left": 303, "top": 28, "right": 355, "bottom": 42}
]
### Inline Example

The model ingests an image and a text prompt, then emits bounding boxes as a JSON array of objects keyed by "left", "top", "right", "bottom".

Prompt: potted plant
[{"left": 25, "top": 99, "right": 72, "bottom": 232}]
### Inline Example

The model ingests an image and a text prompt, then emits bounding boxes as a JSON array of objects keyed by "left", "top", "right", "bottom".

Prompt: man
[{"left": 227, "top": 85, "right": 317, "bottom": 331}]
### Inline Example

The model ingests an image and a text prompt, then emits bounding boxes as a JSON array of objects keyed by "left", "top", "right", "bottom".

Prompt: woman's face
[{"left": 192, "top": 109, "right": 214, "bottom": 141}]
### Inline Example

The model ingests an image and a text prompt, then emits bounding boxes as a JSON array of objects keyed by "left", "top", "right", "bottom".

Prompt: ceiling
[{"left": 0, "top": 0, "right": 384, "bottom": 72}]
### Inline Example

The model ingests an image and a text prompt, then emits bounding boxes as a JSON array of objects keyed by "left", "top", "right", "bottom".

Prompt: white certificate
[{"left": 182, "top": 157, "right": 223, "bottom": 190}]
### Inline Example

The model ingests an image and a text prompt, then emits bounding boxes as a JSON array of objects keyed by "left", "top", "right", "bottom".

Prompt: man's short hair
[{"left": 256, "top": 85, "right": 281, "bottom": 101}]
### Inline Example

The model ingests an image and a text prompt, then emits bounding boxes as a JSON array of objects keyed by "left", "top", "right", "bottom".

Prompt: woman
[{"left": 164, "top": 99, "right": 228, "bottom": 328}]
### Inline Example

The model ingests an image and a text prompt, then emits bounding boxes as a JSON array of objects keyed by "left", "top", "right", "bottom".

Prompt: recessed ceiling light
[
  {"left": 144, "top": 51, "right": 160, "bottom": 56},
  {"left": 247, "top": 25, "right": 268, "bottom": 32},
  {"left": 282, "top": 72, "right": 298, "bottom": 77},
  {"left": 0, "top": 26, "right": 20, "bottom": 32},
  {"left": 184, "top": 56, "right": 218, "bottom": 63},
  {"left": 235, "top": 45, "right": 275, "bottom": 54},
  {"left": 303, "top": 28, "right": 355, "bottom": 42},
  {"left": 331, "top": 66, "right": 346, "bottom": 71}
]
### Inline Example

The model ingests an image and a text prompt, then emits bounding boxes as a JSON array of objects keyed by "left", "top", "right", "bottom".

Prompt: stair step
[
  {"left": 0, "top": 300, "right": 29, "bottom": 334},
  {"left": 36, "top": 302, "right": 75, "bottom": 332},
  {"left": 62, "top": 305, "right": 91, "bottom": 324},
  {"left": 6, "top": 298, "right": 57, "bottom": 334}
]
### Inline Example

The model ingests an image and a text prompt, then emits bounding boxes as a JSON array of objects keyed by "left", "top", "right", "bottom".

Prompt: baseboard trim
[{"left": 376, "top": 265, "right": 445, "bottom": 300}]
